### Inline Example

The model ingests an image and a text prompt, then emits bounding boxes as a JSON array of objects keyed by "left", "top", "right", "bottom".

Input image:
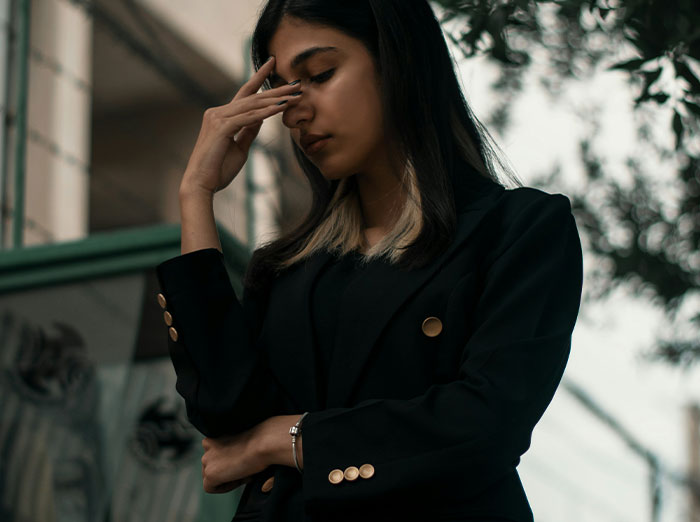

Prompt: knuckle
[{"left": 203, "top": 107, "right": 220, "bottom": 123}]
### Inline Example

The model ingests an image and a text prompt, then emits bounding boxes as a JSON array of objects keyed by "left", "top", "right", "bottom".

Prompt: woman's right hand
[{"left": 180, "top": 56, "right": 301, "bottom": 196}]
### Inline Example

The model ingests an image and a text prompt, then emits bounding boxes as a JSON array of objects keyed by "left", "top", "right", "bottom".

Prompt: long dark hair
[{"left": 243, "top": 0, "right": 519, "bottom": 292}]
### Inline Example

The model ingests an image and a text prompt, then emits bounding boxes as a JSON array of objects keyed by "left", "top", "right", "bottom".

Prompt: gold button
[
  {"left": 168, "top": 327, "right": 178, "bottom": 342},
  {"left": 421, "top": 316, "right": 442, "bottom": 337},
  {"left": 343, "top": 466, "right": 359, "bottom": 481},
  {"left": 359, "top": 464, "right": 375, "bottom": 479},
  {"left": 261, "top": 476, "right": 274, "bottom": 493},
  {"left": 157, "top": 293, "right": 167, "bottom": 309},
  {"left": 328, "top": 469, "right": 344, "bottom": 484},
  {"left": 163, "top": 311, "right": 173, "bottom": 326}
]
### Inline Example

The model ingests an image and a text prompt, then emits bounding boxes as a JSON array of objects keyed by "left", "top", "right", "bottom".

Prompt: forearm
[
  {"left": 259, "top": 414, "right": 305, "bottom": 470},
  {"left": 179, "top": 181, "right": 222, "bottom": 255}
]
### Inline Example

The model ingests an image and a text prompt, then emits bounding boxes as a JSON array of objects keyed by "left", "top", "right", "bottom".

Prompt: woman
[{"left": 154, "top": 1, "right": 583, "bottom": 521}]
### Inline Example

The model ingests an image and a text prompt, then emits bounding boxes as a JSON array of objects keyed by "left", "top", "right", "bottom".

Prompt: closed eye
[
  {"left": 267, "top": 68, "right": 335, "bottom": 89},
  {"left": 310, "top": 68, "right": 335, "bottom": 83}
]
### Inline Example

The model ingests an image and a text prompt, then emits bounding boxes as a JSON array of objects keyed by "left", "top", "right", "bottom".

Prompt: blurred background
[{"left": 0, "top": 0, "right": 697, "bottom": 521}]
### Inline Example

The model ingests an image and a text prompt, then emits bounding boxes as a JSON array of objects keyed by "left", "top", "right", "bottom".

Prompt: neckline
[{"left": 330, "top": 248, "right": 370, "bottom": 266}]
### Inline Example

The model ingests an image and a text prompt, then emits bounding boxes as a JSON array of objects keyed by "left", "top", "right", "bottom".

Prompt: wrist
[
  {"left": 179, "top": 179, "right": 215, "bottom": 202},
  {"left": 289, "top": 413, "right": 308, "bottom": 473},
  {"left": 259, "top": 415, "right": 305, "bottom": 469}
]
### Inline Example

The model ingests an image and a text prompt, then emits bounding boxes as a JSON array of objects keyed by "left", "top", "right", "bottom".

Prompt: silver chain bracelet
[{"left": 289, "top": 412, "right": 309, "bottom": 473}]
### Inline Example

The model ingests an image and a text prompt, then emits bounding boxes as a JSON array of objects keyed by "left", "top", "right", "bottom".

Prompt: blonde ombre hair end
[{"left": 281, "top": 159, "right": 423, "bottom": 268}]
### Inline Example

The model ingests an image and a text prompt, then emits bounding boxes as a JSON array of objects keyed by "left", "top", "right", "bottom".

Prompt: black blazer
[{"left": 155, "top": 179, "right": 583, "bottom": 522}]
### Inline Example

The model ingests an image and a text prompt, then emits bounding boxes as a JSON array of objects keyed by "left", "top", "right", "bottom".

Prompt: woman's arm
[
  {"left": 178, "top": 182, "right": 222, "bottom": 255},
  {"left": 294, "top": 193, "right": 584, "bottom": 516},
  {"left": 159, "top": 189, "right": 294, "bottom": 486},
  {"left": 258, "top": 414, "right": 305, "bottom": 469},
  {"left": 156, "top": 244, "right": 283, "bottom": 438},
  {"left": 157, "top": 57, "right": 303, "bottom": 438},
  {"left": 198, "top": 414, "right": 305, "bottom": 493}
]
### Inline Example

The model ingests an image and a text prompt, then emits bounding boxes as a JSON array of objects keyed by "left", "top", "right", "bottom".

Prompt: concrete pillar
[{"left": 24, "top": 0, "right": 92, "bottom": 245}]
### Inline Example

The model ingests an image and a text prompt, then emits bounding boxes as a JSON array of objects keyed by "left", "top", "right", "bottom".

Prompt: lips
[
  {"left": 300, "top": 133, "right": 332, "bottom": 153},
  {"left": 305, "top": 137, "right": 332, "bottom": 155}
]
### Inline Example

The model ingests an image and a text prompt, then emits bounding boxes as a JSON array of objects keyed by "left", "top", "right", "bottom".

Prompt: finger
[
  {"left": 229, "top": 89, "right": 302, "bottom": 117},
  {"left": 253, "top": 81, "right": 302, "bottom": 100},
  {"left": 234, "top": 56, "right": 277, "bottom": 101},
  {"left": 221, "top": 101, "right": 296, "bottom": 138}
]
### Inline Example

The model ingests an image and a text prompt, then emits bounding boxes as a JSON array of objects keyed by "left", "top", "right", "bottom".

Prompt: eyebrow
[{"left": 268, "top": 46, "right": 340, "bottom": 85}]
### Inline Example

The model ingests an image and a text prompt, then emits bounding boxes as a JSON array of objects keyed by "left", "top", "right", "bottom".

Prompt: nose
[{"left": 281, "top": 91, "right": 313, "bottom": 130}]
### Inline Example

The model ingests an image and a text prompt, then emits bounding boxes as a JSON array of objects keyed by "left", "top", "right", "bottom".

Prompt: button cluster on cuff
[
  {"left": 328, "top": 464, "right": 374, "bottom": 484},
  {"left": 157, "top": 292, "right": 179, "bottom": 342}
]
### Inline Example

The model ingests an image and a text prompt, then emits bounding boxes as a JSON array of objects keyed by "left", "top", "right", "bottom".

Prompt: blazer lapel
[
  {"left": 264, "top": 179, "right": 505, "bottom": 411},
  {"left": 264, "top": 248, "right": 335, "bottom": 412},
  {"left": 325, "top": 182, "right": 505, "bottom": 407}
]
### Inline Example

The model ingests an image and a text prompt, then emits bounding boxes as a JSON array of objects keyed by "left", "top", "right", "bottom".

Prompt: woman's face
[{"left": 267, "top": 17, "right": 386, "bottom": 180}]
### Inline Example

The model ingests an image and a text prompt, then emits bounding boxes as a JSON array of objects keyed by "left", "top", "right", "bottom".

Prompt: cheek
[{"left": 331, "top": 74, "right": 383, "bottom": 151}]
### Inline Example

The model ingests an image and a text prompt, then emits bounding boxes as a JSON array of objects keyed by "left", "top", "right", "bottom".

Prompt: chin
[{"left": 313, "top": 157, "right": 357, "bottom": 181}]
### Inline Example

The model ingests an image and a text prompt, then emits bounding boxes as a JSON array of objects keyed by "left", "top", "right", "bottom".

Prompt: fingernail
[
  {"left": 276, "top": 100, "right": 288, "bottom": 106},
  {"left": 266, "top": 56, "right": 274, "bottom": 63},
  {"left": 291, "top": 91, "right": 302, "bottom": 96},
  {"left": 288, "top": 79, "right": 300, "bottom": 86}
]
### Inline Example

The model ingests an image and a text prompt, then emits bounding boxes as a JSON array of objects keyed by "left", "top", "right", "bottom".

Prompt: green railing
[{"left": 0, "top": 222, "right": 249, "bottom": 295}]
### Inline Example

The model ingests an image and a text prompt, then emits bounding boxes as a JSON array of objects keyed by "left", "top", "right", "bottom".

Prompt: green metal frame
[
  {"left": 10, "top": 0, "right": 30, "bottom": 248},
  {"left": 0, "top": 221, "right": 251, "bottom": 295}
]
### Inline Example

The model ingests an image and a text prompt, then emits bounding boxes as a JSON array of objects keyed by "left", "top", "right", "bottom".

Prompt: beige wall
[
  {"left": 22, "top": 0, "right": 92, "bottom": 246},
  {"left": 137, "top": 0, "right": 264, "bottom": 80},
  {"left": 87, "top": 0, "right": 288, "bottom": 249},
  {"left": 9, "top": 0, "right": 308, "bottom": 251}
]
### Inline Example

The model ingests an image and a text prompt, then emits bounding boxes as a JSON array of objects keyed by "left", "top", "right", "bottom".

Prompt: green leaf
[
  {"left": 649, "top": 92, "right": 669, "bottom": 104},
  {"left": 674, "top": 60, "right": 700, "bottom": 93},
  {"left": 684, "top": 99, "right": 700, "bottom": 118},
  {"left": 642, "top": 67, "right": 663, "bottom": 87},
  {"left": 633, "top": 68, "right": 663, "bottom": 106},
  {"left": 672, "top": 110, "right": 683, "bottom": 150},
  {"left": 634, "top": 92, "right": 651, "bottom": 106},
  {"left": 608, "top": 58, "right": 646, "bottom": 71}
]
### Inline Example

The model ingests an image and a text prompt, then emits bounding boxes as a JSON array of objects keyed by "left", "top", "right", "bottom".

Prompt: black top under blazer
[{"left": 155, "top": 176, "right": 584, "bottom": 522}]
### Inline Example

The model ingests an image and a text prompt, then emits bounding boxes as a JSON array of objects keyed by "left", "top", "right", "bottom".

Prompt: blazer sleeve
[
  {"left": 299, "top": 193, "right": 584, "bottom": 514},
  {"left": 155, "top": 247, "right": 284, "bottom": 437}
]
